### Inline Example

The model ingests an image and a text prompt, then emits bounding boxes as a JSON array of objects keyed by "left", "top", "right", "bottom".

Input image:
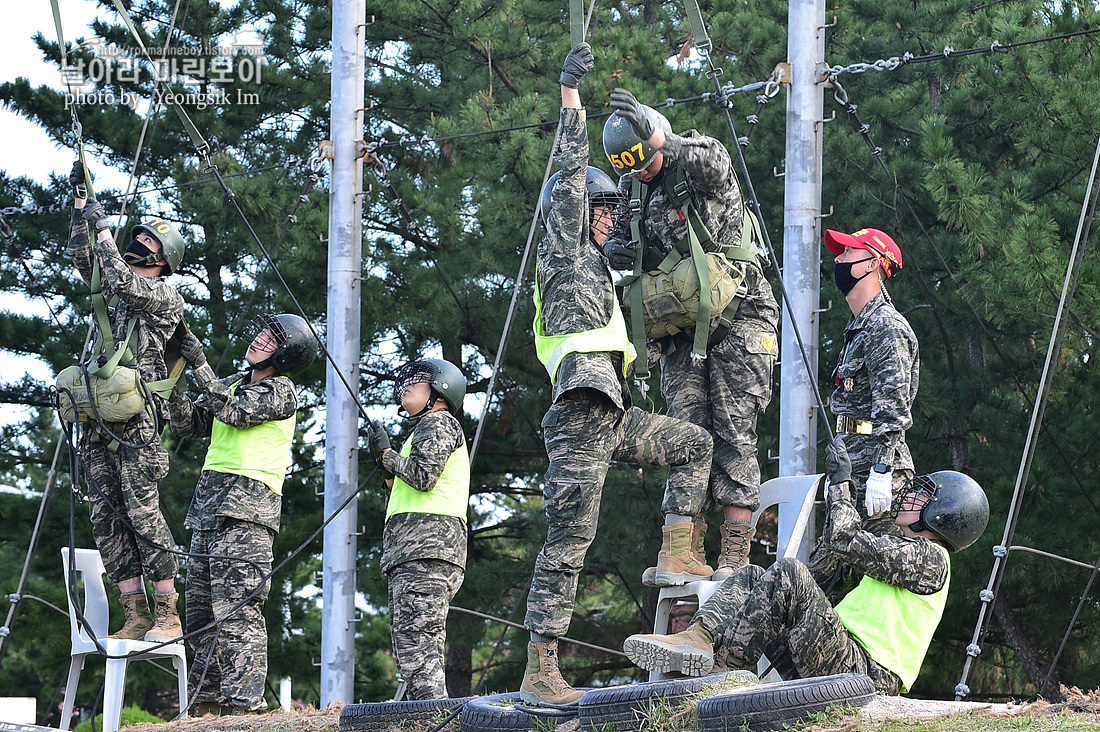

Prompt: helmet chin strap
[{"left": 402, "top": 392, "right": 440, "bottom": 419}]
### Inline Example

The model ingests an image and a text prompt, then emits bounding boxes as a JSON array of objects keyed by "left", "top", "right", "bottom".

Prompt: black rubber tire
[
  {"left": 339, "top": 697, "right": 472, "bottom": 732},
  {"left": 461, "top": 692, "right": 578, "bottom": 732},
  {"left": 696, "top": 673, "right": 876, "bottom": 732},
  {"left": 578, "top": 671, "right": 758, "bottom": 732}
]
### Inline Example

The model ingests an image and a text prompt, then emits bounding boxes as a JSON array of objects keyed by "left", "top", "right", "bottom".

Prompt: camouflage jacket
[
  {"left": 824, "top": 493, "right": 948, "bottom": 595},
  {"left": 537, "top": 107, "right": 630, "bottom": 409},
  {"left": 169, "top": 369, "right": 299, "bottom": 532},
  {"left": 68, "top": 209, "right": 185, "bottom": 422},
  {"left": 830, "top": 293, "right": 919, "bottom": 472},
  {"left": 611, "top": 131, "right": 780, "bottom": 331},
  {"left": 381, "top": 410, "right": 468, "bottom": 573}
]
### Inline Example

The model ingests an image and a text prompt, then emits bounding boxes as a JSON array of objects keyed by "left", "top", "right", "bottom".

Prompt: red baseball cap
[{"left": 824, "top": 227, "right": 903, "bottom": 279}]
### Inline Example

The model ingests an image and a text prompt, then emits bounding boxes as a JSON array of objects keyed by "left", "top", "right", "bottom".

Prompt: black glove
[
  {"left": 602, "top": 238, "right": 637, "bottom": 270},
  {"left": 609, "top": 87, "right": 655, "bottom": 141},
  {"left": 82, "top": 199, "right": 111, "bottom": 233},
  {"left": 69, "top": 160, "right": 91, "bottom": 197},
  {"left": 560, "top": 42, "right": 593, "bottom": 89},
  {"left": 824, "top": 435, "right": 852, "bottom": 486},
  {"left": 180, "top": 332, "right": 207, "bottom": 369},
  {"left": 369, "top": 420, "right": 394, "bottom": 479}
]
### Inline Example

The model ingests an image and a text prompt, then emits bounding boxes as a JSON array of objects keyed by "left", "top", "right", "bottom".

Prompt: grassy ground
[{"left": 118, "top": 687, "right": 1099, "bottom": 732}]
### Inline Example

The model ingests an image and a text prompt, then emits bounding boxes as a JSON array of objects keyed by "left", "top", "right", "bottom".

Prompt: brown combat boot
[
  {"left": 653, "top": 522, "right": 714, "bottom": 587},
  {"left": 642, "top": 517, "right": 708, "bottom": 587},
  {"left": 107, "top": 591, "right": 153, "bottom": 640},
  {"left": 193, "top": 702, "right": 223, "bottom": 717},
  {"left": 144, "top": 590, "right": 183, "bottom": 642},
  {"left": 623, "top": 623, "right": 715, "bottom": 676},
  {"left": 519, "top": 640, "right": 586, "bottom": 706},
  {"left": 711, "top": 521, "right": 756, "bottom": 582}
]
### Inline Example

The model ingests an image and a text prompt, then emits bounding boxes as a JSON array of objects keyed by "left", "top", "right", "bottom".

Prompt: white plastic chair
[
  {"left": 59, "top": 548, "right": 188, "bottom": 732},
  {"left": 648, "top": 474, "right": 823, "bottom": 681}
]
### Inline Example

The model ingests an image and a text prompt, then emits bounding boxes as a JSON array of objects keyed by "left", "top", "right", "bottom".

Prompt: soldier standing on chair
[
  {"left": 169, "top": 313, "right": 316, "bottom": 716},
  {"left": 522, "top": 43, "right": 713, "bottom": 707},
  {"left": 66, "top": 161, "right": 186, "bottom": 643},
  {"left": 807, "top": 227, "right": 919, "bottom": 598},
  {"left": 602, "top": 90, "right": 780, "bottom": 582}
]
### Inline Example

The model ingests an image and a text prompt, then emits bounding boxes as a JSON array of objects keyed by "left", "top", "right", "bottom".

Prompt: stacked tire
[
  {"left": 696, "top": 673, "right": 876, "bottom": 731},
  {"left": 461, "top": 692, "right": 579, "bottom": 732},
  {"left": 578, "top": 671, "right": 758, "bottom": 732},
  {"left": 339, "top": 697, "right": 472, "bottom": 732}
]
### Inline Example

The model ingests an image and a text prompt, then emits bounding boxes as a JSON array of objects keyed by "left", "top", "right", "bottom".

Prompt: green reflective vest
[
  {"left": 385, "top": 430, "right": 470, "bottom": 522},
  {"left": 834, "top": 545, "right": 950, "bottom": 692},
  {"left": 201, "top": 381, "right": 296, "bottom": 496},
  {"left": 532, "top": 267, "right": 637, "bottom": 384}
]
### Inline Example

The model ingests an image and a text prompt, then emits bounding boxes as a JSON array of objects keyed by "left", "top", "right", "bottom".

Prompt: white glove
[{"left": 864, "top": 468, "right": 893, "bottom": 517}]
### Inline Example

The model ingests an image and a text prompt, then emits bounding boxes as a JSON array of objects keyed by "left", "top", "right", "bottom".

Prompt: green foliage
[{"left": 72, "top": 705, "right": 164, "bottom": 732}]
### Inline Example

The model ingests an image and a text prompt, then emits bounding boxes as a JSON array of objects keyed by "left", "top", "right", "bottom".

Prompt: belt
[{"left": 836, "top": 416, "right": 873, "bottom": 435}]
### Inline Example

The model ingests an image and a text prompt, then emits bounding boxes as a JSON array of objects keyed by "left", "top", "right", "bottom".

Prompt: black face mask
[
  {"left": 833, "top": 257, "right": 876, "bottom": 295},
  {"left": 123, "top": 239, "right": 166, "bottom": 268}
]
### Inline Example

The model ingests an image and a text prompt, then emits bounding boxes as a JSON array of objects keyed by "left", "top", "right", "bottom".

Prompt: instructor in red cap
[{"left": 807, "top": 227, "right": 920, "bottom": 600}]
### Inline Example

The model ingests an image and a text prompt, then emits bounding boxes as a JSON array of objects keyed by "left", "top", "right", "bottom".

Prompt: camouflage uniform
[
  {"left": 809, "top": 292, "right": 919, "bottom": 592},
  {"left": 614, "top": 133, "right": 780, "bottom": 513},
  {"left": 170, "top": 370, "right": 299, "bottom": 712},
  {"left": 67, "top": 209, "right": 183, "bottom": 584},
  {"left": 691, "top": 491, "right": 948, "bottom": 694},
  {"left": 526, "top": 108, "right": 713, "bottom": 639},
  {"left": 381, "top": 410, "right": 468, "bottom": 701}
]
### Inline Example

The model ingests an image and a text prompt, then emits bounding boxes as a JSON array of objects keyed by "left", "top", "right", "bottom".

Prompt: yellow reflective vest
[
  {"left": 385, "top": 432, "right": 470, "bottom": 522},
  {"left": 201, "top": 381, "right": 296, "bottom": 496}
]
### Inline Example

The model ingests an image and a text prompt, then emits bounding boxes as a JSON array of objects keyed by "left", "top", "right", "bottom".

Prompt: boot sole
[
  {"left": 519, "top": 687, "right": 584, "bottom": 707},
  {"left": 653, "top": 570, "right": 713, "bottom": 587},
  {"left": 623, "top": 636, "right": 714, "bottom": 676}
]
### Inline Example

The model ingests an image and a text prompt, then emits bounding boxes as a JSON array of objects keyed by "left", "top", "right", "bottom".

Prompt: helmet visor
[
  {"left": 242, "top": 314, "right": 288, "bottom": 354},
  {"left": 898, "top": 475, "right": 937, "bottom": 512},
  {"left": 394, "top": 360, "right": 438, "bottom": 403}
]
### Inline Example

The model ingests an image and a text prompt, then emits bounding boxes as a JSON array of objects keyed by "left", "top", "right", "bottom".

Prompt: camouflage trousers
[
  {"left": 81, "top": 432, "right": 178, "bottom": 583},
  {"left": 187, "top": 518, "right": 274, "bottom": 711},
  {"left": 387, "top": 558, "right": 465, "bottom": 700},
  {"left": 661, "top": 323, "right": 777, "bottom": 513},
  {"left": 693, "top": 559, "right": 901, "bottom": 694},
  {"left": 526, "top": 391, "right": 711, "bottom": 638},
  {"left": 806, "top": 469, "right": 913, "bottom": 600}
]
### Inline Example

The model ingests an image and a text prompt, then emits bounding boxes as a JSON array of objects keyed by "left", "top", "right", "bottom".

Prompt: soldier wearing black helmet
[
  {"left": 66, "top": 161, "right": 188, "bottom": 643},
  {"left": 520, "top": 44, "right": 714, "bottom": 707},
  {"left": 623, "top": 436, "right": 990, "bottom": 696},
  {"left": 169, "top": 313, "right": 317, "bottom": 715},
  {"left": 603, "top": 89, "right": 781, "bottom": 583},
  {"left": 367, "top": 357, "right": 470, "bottom": 700}
]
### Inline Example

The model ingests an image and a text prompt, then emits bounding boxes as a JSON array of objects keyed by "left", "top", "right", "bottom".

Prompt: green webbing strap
[
  {"left": 686, "top": 219, "right": 711, "bottom": 361},
  {"left": 144, "top": 356, "right": 185, "bottom": 398},
  {"left": 681, "top": 0, "right": 712, "bottom": 53},
  {"left": 569, "top": 0, "right": 584, "bottom": 46},
  {"left": 90, "top": 261, "right": 115, "bottom": 360},
  {"left": 110, "top": 0, "right": 212, "bottom": 160},
  {"left": 50, "top": 0, "right": 97, "bottom": 200}
]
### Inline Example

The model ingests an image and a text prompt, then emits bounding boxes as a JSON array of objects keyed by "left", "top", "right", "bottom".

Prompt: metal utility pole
[
  {"left": 779, "top": 0, "right": 825, "bottom": 560},
  {"left": 321, "top": 0, "right": 366, "bottom": 706}
]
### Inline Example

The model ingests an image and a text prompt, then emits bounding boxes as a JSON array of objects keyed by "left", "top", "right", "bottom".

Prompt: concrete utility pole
[
  {"left": 779, "top": 0, "right": 825, "bottom": 559},
  {"left": 322, "top": 0, "right": 366, "bottom": 706}
]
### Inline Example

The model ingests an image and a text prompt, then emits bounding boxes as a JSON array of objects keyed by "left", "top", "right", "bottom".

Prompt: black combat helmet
[
  {"left": 243, "top": 313, "right": 318, "bottom": 377},
  {"left": 394, "top": 358, "right": 466, "bottom": 417},
  {"left": 905, "top": 471, "right": 990, "bottom": 552},
  {"left": 539, "top": 166, "right": 626, "bottom": 228}
]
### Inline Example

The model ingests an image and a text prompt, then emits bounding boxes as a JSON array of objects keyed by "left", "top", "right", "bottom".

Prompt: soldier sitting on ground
[{"left": 622, "top": 437, "right": 989, "bottom": 695}]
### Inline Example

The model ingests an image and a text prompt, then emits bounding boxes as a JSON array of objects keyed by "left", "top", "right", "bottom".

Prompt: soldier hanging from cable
[
  {"left": 65, "top": 161, "right": 187, "bottom": 642},
  {"left": 521, "top": 43, "right": 713, "bottom": 707},
  {"left": 367, "top": 358, "right": 470, "bottom": 701},
  {"left": 602, "top": 89, "right": 781, "bottom": 583},
  {"left": 806, "top": 227, "right": 919, "bottom": 600},
  {"left": 169, "top": 313, "right": 317, "bottom": 716},
  {"left": 623, "top": 437, "right": 989, "bottom": 696}
]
